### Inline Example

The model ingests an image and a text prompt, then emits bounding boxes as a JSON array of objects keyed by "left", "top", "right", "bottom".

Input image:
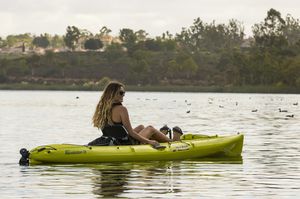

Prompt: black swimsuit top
[
  {"left": 102, "top": 102, "right": 140, "bottom": 144},
  {"left": 111, "top": 102, "right": 123, "bottom": 125},
  {"left": 102, "top": 102, "right": 127, "bottom": 139}
]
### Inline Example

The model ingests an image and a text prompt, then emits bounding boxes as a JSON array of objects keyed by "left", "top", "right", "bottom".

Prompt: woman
[{"left": 92, "top": 81, "right": 181, "bottom": 147}]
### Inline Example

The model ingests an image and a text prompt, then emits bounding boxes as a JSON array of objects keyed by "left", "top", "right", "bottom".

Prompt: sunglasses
[{"left": 119, "top": 91, "right": 125, "bottom": 96}]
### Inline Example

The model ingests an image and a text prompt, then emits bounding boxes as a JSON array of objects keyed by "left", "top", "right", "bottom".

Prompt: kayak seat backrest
[{"left": 102, "top": 125, "right": 129, "bottom": 139}]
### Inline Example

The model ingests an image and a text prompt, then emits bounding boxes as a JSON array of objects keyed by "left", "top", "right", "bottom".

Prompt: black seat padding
[{"left": 102, "top": 125, "right": 129, "bottom": 139}]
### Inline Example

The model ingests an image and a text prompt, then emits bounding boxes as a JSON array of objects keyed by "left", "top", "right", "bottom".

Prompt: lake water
[{"left": 0, "top": 90, "right": 299, "bottom": 198}]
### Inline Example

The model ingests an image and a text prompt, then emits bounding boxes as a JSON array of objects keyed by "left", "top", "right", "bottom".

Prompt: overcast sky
[{"left": 0, "top": 0, "right": 299, "bottom": 38}]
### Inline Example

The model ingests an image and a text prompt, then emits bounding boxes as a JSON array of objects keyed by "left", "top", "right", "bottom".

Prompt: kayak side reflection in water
[{"left": 92, "top": 81, "right": 182, "bottom": 147}]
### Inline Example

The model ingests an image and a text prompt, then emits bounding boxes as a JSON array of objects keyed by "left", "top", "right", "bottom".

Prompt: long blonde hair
[{"left": 92, "top": 81, "right": 124, "bottom": 129}]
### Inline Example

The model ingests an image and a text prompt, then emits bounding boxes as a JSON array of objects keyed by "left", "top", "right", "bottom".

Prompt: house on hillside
[
  {"left": 0, "top": 42, "right": 26, "bottom": 54},
  {"left": 100, "top": 35, "right": 122, "bottom": 49}
]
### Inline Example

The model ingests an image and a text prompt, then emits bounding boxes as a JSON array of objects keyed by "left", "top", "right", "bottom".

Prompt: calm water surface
[{"left": 0, "top": 90, "right": 299, "bottom": 198}]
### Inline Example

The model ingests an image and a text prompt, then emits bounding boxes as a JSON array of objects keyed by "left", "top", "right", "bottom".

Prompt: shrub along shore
[{"left": 0, "top": 83, "right": 298, "bottom": 94}]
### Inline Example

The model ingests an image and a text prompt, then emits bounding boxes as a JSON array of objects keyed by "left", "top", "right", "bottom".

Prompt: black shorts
[{"left": 116, "top": 135, "right": 140, "bottom": 145}]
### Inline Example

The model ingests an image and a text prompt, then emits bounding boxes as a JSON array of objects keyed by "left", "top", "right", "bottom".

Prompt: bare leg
[
  {"left": 134, "top": 125, "right": 145, "bottom": 133},
  {"left": 139, "top": 125, "right": 172, "bottom": 142}
]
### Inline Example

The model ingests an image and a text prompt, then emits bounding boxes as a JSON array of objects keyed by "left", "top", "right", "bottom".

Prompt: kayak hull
[{"left": 27, "top": 133, "right": 244, "bottom": 164}]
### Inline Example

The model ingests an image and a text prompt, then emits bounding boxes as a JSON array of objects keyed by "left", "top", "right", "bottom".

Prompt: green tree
[
  {"left": 57, "top": 61, "right": 68, "bottom": 77},
  {"left": 45, "top": 50, "right": 55, "bottom": 62},
  {"left": 32, "top": 34, "right": 50, "bottom": 48},
  {"left": 84, "top": 38, "right": 103, "bottom": 50},
  {"left": 50, "top": 34, "right": 65, "bottom": 48},
  {"left": 144, "top": 38, "right": 176, "bottom": 51},
  {"left": 104, "top": 43, "right": 126, "bottom": 62},
  {"left": 0, "top": 58, "right": 9, "bottom": 82},
  {"left": 175, "top": 27, "right": 192, "bottom": 52},
  {"left": 99, "top": 26, "right": 112, "bottom": 37},
  {"left": 162, "top": 31, "right": 173, "bottom": 40},
  {"left": 97, "top": 77, "right": 111, "bottom": 87},
  {"left": 181, "top": 57, "right": 198, "bottom": 78},
  {"left": 144, "top": 39, "right": 163, "bottom": 51},
  {"left": 283, "top": 15, "right": 300, "bottom": 46},
  {"left": 176, "top": 18, "right": 244, "bottom": 53},
  {"left": 0, "top": 37, "right": 7, "bottom": 48},
  {"left": 131, "top": 59, "right": 149, "bottom": 74},
  {"left": 225, "top": 19, "right": 245, "bottom": 47},
  {"left": 64, "top": 26, "right": 81, "bottom": 50},
  {"left": 167, "top": 59, "right": 180, "bottom": 78},
  {"left": 119, "top": 28, "right": 137, "bottom": 53},
  {"left": 26, "top": 54, "right": 41, "bottom": 76},
  {"left": 252, "top": 8, "right": 287, "bottom": 49},
  {"left": 161, "top": 39, "right": 177, "bottom": 51},
  {"left": 135, "top": 29, "right": 148, "bottom": 41},
  {"left": 130, "top": 50, "right": 151, "bottom": 82},
  {"left": 5, "top": 33, "right": 33, "bottom": 47},
  {"left": 231, "top": 50, "right": 250, "bottom": 85},
  {"left": 283, "top": 57, "right": 300, "bottom": 86}
]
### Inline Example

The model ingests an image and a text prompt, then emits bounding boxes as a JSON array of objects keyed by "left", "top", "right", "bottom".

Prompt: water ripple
[{"left": 0, "top": 91, "right": 300, "bottom": 198}]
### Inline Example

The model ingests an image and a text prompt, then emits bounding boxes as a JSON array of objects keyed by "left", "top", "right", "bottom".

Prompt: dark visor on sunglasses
[{"left": 119, "top": 91, "right": 125, "bottom": 96}]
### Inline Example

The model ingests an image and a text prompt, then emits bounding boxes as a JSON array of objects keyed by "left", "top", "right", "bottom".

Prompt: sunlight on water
[{"left": 0, "top": 91, "right": 299, "bottom": 198}]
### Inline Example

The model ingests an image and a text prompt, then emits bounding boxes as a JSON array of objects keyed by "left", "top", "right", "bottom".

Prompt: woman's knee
[
  {"left": 139, "top": 126, "right": 155, "bottom": 138},
  {"left": 137, "top": 124, "right": 145, "bottom": 129},
  {"left": 134, "top": 125, "right": 145, "bottom": 133}
]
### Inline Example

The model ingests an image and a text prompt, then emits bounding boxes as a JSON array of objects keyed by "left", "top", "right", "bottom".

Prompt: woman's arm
[{"left": 119, "top": 106, "right": 157, "bottom": 145}]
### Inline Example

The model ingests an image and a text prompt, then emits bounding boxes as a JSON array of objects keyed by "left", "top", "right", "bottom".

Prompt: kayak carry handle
[
  {"left": 19, "top": 148, "right": 29, "bottom": 166},
  {"left": 20, "top": 148, "right": 29, "bottom": 159},
  {"left": 36, "top": 146, "right": 57, "bottom": 152}
]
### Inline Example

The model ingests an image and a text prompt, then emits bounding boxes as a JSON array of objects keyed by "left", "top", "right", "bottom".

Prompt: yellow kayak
[{"left": 19, "top": 133, "right": 244, "bottom": 165}]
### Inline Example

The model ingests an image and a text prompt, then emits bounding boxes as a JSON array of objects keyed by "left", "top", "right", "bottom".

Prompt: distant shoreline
[{"left": 0, "top": 83, "right": 299, "bottom": 94}]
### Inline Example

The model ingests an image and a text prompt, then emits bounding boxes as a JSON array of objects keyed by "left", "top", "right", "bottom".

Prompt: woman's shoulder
[
  {"left": 112, "top": 104, "right": 128, "bottom": 117},
  {"left": 113, "top": 103, "right": 127, "bottom": 111}
]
